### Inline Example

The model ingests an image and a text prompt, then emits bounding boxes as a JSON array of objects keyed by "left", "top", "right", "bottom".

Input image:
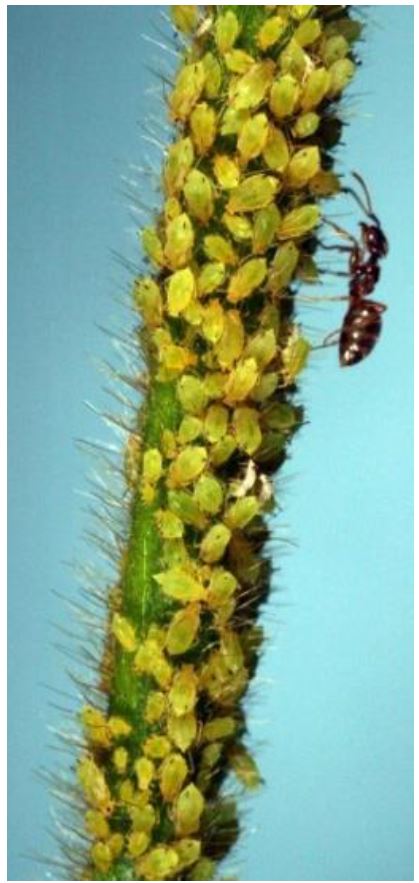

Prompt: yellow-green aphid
[
  {"left": 194, "top": 474, "right": 224, "bottom": 514},
  {"left": 164, "top": 137, "right": 194, "bottom": 196},
  {"left": 201, "top": 300, "right": 225, "bottom": 344},
  {"left": 108, "top": 716, "right": 132, "bottom": 739},
  {"left": 129, "top": 801, "right": 156, "bottom": 835},
  {"left": 294, "top": 17, "right": 322, "bottom": 47},
  {"left": 112, "top": 746, "right": 128, "bottom": 775},
  {"left": 155, "top": 508, "right": 184, "bottom": 540},
  {"left": 171, "top": 5, "right": 199, "bottom": 34},
  {"left": 268, "top": 241, "right": 299, "bottom": 290},
  {"left": 257, "top": 14, "right": 286, "bottom": 51},
  {"left": 282, "top": 326, "right": 312, "bottom": 384},
  {"left": 309, "top": 169, "right": 340, "bottom": 197},
  {"left": 143, "top": 735, "right": 172, "bottom": 760},
  {"left": 169, "top": 665, "right": 199, "bottom": 716},
  {"left": 322, "top": 34, "right": 349, "bottom": 67},
  {"left": 160, "top": 752, "right": 188, "bottom": 802},
  {"left": 85, "top": 809, "right": 110, "bottom": 840},
  {"left": 291, "top": 5, "right": 314, "bottom": 19},
  {"left": 222, "top": 212, "right": 253, "bottom": 242},
  {"left": 208, "top": 568, "right": 238, "bottom": 608},
  {"left": 224, "top": 358, "right": 259, "bottom": 404},
  {"left": 237, "top": 113, "right": 269, "bottom": 163},
  {"left": 224, "top": 495, "right": 260, "bottom": 530},
  {"left": 269, "top": 74, "right": 300, "bottom": 119},
  {"left": 134, "top": 757, "right": 155, "bottom": 791},
  {"left": 143, "top": 448, "right": 163, "bottom": 484},
  {"left": 80, "top": 706, "right": 110, "bottom": 748},
  {"left": 227, "top": 175, "right": 279, "bottom": 214},
  {"left": 300, "top": 66, "right": 331, "bottom": 110},
  {"left": 174, "top": 839, "right": 202, "bottom": 870},
  {"left": 164, "top": 195, "right": 182, "bottom": 223},
  {"left": 224, "top": 48, "right": 254, "bottom": 74},
  {"left": 203, "top": 405, "right": 229, "bottom": 444},
  {"left": 168, "top": 445, "right": 208, "bottom": 487},
  {"left": 232, "top": 408, "right": 262, "bottom": 456},
  {"left": 203, "top": 233, "right": 237, "bottom": 265},
  {"left": 77, "top": 756, "right": 113, "bottom": 814},
  {"left": 142, "top": 226, "right": 164, "bottom": 268},
  {"left": 190, "top": 858, "right": 216, "bottom": 881},
  {"left": 328, "top": 58, "right": 355, "bottom": 96},
  {"left": 245, "top": 328, "right": 277, "bottom": 369},
  {"left": 145, "top": 690, "right": 166, "bottom": 724},
  {"left": 215, "top": 10, "right": 240, "bottom": 53},
  {"left": 133, "top": 277, "right": 163, "bottom": 326},
  {"left": 286, "top": 145, "right": 321, "bottom": 188},
  {"left": 155, "top": 566, "right": 206, "bottom": 603},
  {"left": 213, "top": 154, "right": 241, "bottom": 191},
  {"left": 228, "top": 258, "right": 267, "bottom": 304},
  {"left": 174, "top": 783, "right": 205, "bottom": 836},
  {"left": 197, "top": 261, "right": 225, "bottom": 297},
  {"left": 228, "top": 745, "right": 262, "bottom": 789},
  {"left": 220, "top": 106, "right": 250, "bottom": 137},
  {"left": 200, "top": 523, "right": 231, "bottom": 564},
  {"left": 178, "top": 416, "right": 203, "bottom": 445},
  {"left": 280, "top": 37, "right": 309, "bottom": 81},
  {"left": 166, "top": 267, "right": 196, "bottom": 317},
  {"left": 229, "top": 60, "right": 276, "bottom": 110},
  {"left": 183, "top": 169, "right": 214, "bottom": 224},
  {"left": 210, "top": 434, "right": 237, "bottom": 467},
  {"left": 263, "top": 125, "right": 290, "bottom": 172},
  {"left": 167, "top": 711, "right": 198, "bottom": 752},
  {"left": 169, "top": 62, "right": 205, "bottom": 122},
  {"left": 128, "top": 831, "right": 150, "bottom": 859},
  {"left": 138, "top": 846, "right": 180, "bottom": 882},
  {"left": 164, "top": 213, "right": 195, "bottom": 270},
  {"left": 177, "top": 375, "right": 209, "bottom": 416},
  {"left": 202, "top": 716, "right": 236, "bottom": 742},
  {"left": 190, "top": 102, "right": 216, "bottom": 155},
  {"left": 166, "top": 604, "right": 201, "bottom": 656},
  {"left": 293, "top": 111, "right": 320, "bottom": 139},
  {"left": 220, "top": 628, "right": 245, "bottom": 675},
  {"left": 252, "top": 205, "right": 281, "bottom": 254},
  {"left": 91, "top": 842, "right": 112, "bottom": 874},
  {"left": 278, "top": 204, "right": 320, "bottom": 239},
  {"left": 111, "top": 613, "right": 137, "bottom": 653},
  {"left": 202, "top": 51, "right": 222, "bottom": 99}
]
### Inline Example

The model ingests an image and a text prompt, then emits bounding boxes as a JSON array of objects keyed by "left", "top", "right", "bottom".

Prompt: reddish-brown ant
[{"left": 321, "top": 172, "right": 389, "bottom": 367}]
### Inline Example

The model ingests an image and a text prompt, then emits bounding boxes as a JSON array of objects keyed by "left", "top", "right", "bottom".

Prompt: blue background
[{"left": 8, "top": 7, "right": 413, "bottom": 881}]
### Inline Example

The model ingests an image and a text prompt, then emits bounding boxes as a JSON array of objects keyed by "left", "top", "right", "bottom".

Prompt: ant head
[{"left": 360, "top": 222, "right": 389, "bottom": 259}]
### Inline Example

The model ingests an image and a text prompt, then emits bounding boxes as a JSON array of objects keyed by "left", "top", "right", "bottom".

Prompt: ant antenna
[{"left": 342, "top": 171, "right": 380, "bottom": 224}]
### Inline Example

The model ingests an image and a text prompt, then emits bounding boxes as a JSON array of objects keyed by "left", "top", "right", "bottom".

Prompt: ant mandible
[{"left": 322, "top": 171, "right": 389, "bottom": 367}]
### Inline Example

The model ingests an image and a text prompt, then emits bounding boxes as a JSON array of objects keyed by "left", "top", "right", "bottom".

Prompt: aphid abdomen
[{"left": 339, "top": 301, "right": 386, "bottom": 366}]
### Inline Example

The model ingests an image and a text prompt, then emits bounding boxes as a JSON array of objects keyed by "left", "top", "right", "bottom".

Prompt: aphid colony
[{"left": 77, "top": 6, "right": 361, "bottom": 880}]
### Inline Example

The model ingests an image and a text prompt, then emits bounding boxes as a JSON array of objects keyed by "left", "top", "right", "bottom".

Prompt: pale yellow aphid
[
  {"left": 194, "top": 474, "right": 224, "bottom": 514},
  {"left": 252, "top": 205, "right": 281, "bottom": 254},
  {"left": 169, "top": 62, "right": 205, "bottom": 122},
  {"left": 201, "top": 649, "right": 248, "bottom": 705},
  {"left": 164, "top": 137, "right": 194, "bottom": 196},
  {"left": 201, "top": 300, "right": 225, "bottom": 344},
  {"left": 129, "top": 799, "right": 156, "bottom": 834},
  {"left": 138, "top": 846, "right": 180, "bottom": 882},
  {"left": 164, "top": 195, "right": 182, "bottom": 223},
  {"left": 91, "top": 842, "right": 112, "bottom": 873},
  {"left": 291, "top": 4, "right": 314, "bottom": 19},
  {"left": 227, "top": 258, "right": 267, "bottom": 304},
  {"left": 133, "top": 640, "right": 173, "bottom": 688},
  {"left": 269, "top": 74, "right": 301, "bottom": 119},
  {"left": 210, "top": 434, "right": 237, "bottom": 467},
  {"left": 224, "top": 495, "right": 260, "bottom": 529},
  {"left": 257, "top": 15, "right": 287, "bottom": 51},
  {"left": 164, "top": 213, "right": 195, "bottom": 270},
  {"left": 145, "top": 691, "right": 166, "bottom": 724},
  {"left": 207, "top": 568, "right": 237, "bottom": 608},
  {"left": 128, "top": 830, "right": 150, "bottom": 859},
  {"left": 134, "top": 757, "right": 155, "bottom": 792},
  {"left": 157, "top": 342, "right": 197, "bottom": 382},
  {"left": 227, "top": 175, "right": 279, "bottom": 214},
  {"left": 215, "top": 9, "right": 240, "bottom": 53},
  {"left": 245, "top": 328, "right": 277, "bottom": 369},
  {"left": 108, "top": 716, "right": 132, "bottom": 739},
  {"left": 166, "top": 604, "right": 201, "bottom": 656},
  {"left": 168, "top": 489, "right": 206, "bottom": 531},
  {"left": 108, "top": 832, "right": 125, "bottom": 860},
  {"left": 169, "top": 665, "right": 199, "bottom": 716},
  {"left": 197, "top": 261, "right": 225, "bottom": 296},
  {"left": 168, "top": 445, "right": 208, "bottom": 488},
  {"left": 203, "top": 234, "right": 237, "bottom": 265},
  {"left": 183, "top": 169, "right": 214, "bottom": 224},
  {"left": 161, "top": 429, "right": 177, "bottom": 460},
  {"left": 300, "top": 67, "right": 331, "bottom": 110},
  {"left": 286, "top": 145, "right": 321, "bottom": 188},
  {"left": 142, "top": 226, "right": 164, "bottom": 268},
  {"left": 294, "top": 17, "right": 322, "bottom": 47},
  {"left": 268, "top": 241, "right": 299, "bottom": 290},
  {"left": 143, "top": 735, "right": 172, "bottom": 760},
  {"left": 80, "top": 706, "right": 110, "bottom": 748},
  {"left": 166, "top": 267, "right": 196, "bottom": 317},
  {"left": 167, "top": 711, "right": 198, "bottom": 752},
  {"left": 177, "top": 375, "right": 209, "bottom": 416},
  {"left": 293, "top": 111, "right": 320, "bottom": 139},
  {"left": 202, "top": 51, "right": 222, "bottom": 99},
  {"left": 159, "top": 752, "right": 188, "bottom": 802},
  {"left": 203, "top": 371, "right": 227, "bottom": 400},
  {"left": 282, "top": 326, "right": 312, "bottom": 384},
  {"left": 222, "top": 212, "right": 253, "bottom": 242},
  {"left": 280, "top": 37, "right": 310, "bottom": 82},
  {"left": 322, "top": 35, "right": 349, "bottom": 67},
  {"left": 174, "top": 839, "right": 202, "bottom": 870},
  {"left": 155, "top": 566, "right": 206, "bottom": 603},
  {"left": 228, "top": 745, "right": 262, "bottom": 789},
  {"left": 178, "top": 416, "right": 203, "bottom": 446},
  {"left": 232, "top": 408, "right": 262, "bottom": 456},
  {"left": 202, "top": 716, "right": 236, "bottom": 742},
  {"left": 77, "top": 756, "right": 113, "bottom": 814},
  {"left": 143, "top": 448, "right": 163, "bottom": 484},
  {"left": 155, "top": 508, "right": 184, "bottom": 540},
  {"left": 174, "top": 783, "right": 205, "bottom": 836},
  {"left": 229, "top": 60, "right": 276, "bottom": 110},
  {"left": 238, "top": 113, "right": 269, "bottom": 163},
  {"left": 220, "top": 106, "right": 250, "bottom": 137},
  {"left": 133, "top": 277, "right": 163, "bottom": 327},
  {"left": 203, "top": 405, "right": 229, "bottom": 444},
  {"left": 171, "top": 5, "right": 199, "bottom": 34},
  {"left": 327, "top": 58, "right": 355, "bottom": 96},
  {"left": 190, "top": 102, "right": 217, "bottom": 155},
  {"left": 111, "top": 613, "right": 137, "bottom": 653},
  {"left": 224, "top": 357, "right": 259, "bottom": 404},
  {"left": 112, "top": 746, "right": 128, "bottom": 775},
  {"left": 213, "top": 154, "right": 240, "bottom": 191},
  {"left": 84, "top": 809, "right": 110, "bottom": 840},
  {"left": 224, "top": 49, "right": 254, "bottom": 74},
  {"left": 263, "top": 125, "right": 290, "bottom": 172},
  {"left": 278, "top": 204, "right": 320, "bottom": 239},
  {"left": 200, "top": 523, "right": 231, "bottom": 564}
]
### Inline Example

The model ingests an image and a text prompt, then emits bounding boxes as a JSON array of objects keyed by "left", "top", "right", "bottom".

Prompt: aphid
[
  {"left": 224, "top": 357, "right": 259, "bottom": 404},
  {"left": 128, "top": 831, "right": 150, "bottom": 859},
  {"left": 215, "top": 10, "right": 240, "bottom": 53},
  {"left": 145, "top": 691, "right": 166, "bottom": 724},
  {"left": 269, "top": 74, "right": 300, "bottom": 119},
  {"left": 203, "top": 405, "right": 229, "bottom": 445},
  {"left": 263, "top": 125, "right": 290, "bottom": 172},
  {"left": 111, "top": 613, "right": 138, "bottom": 653},
  {"left": 169, "top": 666, "right": 199, "bottom": 716},
  {"left": 128, "top": 801, "right": 156, "bottom": 835},
  {"left": 228, "top": 745, "right": 262, "bottom": 789},
  {"left": 201, "top": 716, "right": 236, "bottom": 743},
  {"left": 300, "top": 66, "right": 331, "bottom": 110},
  {"left": 222, "top": 212, "right": 253, "bottom": 242},
  {"left": 164, "top": 137, "right": 195, "bottom": 196},
  {"left": 224, "top": 495, "right": 260, "bottom": 530},
  {"left": 220, "top": 106, "right": 250, "bottom": 137},
  {"left": 134, "top": 277, "right": 163, "bottom": 326},
  {"left": 278, "top": 204, "right": 320, "bottom": 239},
  {"left": 168, "top": 446, "right": 208, "bottom": 488},
  {"left": 167, "top": 711, "right": 198, "bottom": 752},
  {"left": 227, "top": 258, "right": 267, "bottom": 304},
  {"left": 164, "top": 213, "right": 195, "bottom": 270},
  {"left": 112, "top": 746, "right": 128, "bottom": 775},
  {"left": 202, "top": 52, "right": 222, "bottom": 99},
  {"left": 178, "top": 416, "right": 203, "bottom": 446},
  {"left": 245, "top": 328, "right": 277, "bottom": 369},
  {"left": 282, "top": 326, "right": 311, "bottom": 384},
  {"left": 155, "top": 508, "right": 184, "bottom": 539},
  {"left": 108, "top": 716, "right": 132, "bottom": 739},
  {"left": 237, "top": 113, "right": 269, "bottom": 163},
  {"left": 77, "top": 756, "right": 113, "bottom": 814},
  {"left": 174, "top": 783, "right": 205, "bottom": 836},
  {"left": 174, "top": 839, "right": 202, "bottom": 870},
  {"left": 286, "top": 145, "right": 321, "bottom": 189},
  {"left": 227, "top": 174, "right": 279, "bottom": 214},
  {"left": 80, "top": 706, "right": 110, "bottom": 748},
  {"left": 183, "top": 169, "right": 214, "bottom": 224},
  {"left": 224, "top": 49, "right": 254, "bottom": 74},
  {"left": 257, "top": 15, "right": 287, "bottom": 51},
  {"left": 143, "top": 735, "right": 172, "bottom": 760},
  {"left": 142, "top": 227, "right": 165, "bottom": 267},
  {"left": 200, "top": 523, "right": 231, "bottom": 563},
  {"left": 138, "top": 846, "right": 180, "bottom": 882},
  {"left": 328, "top": 58, "right": 355, "bottom": 96},
  {"left": 155, "top": 566, "right": 206, "bottom": 604},
  {"left": 293, "top": 111, "right": 320, "bottom": 139},
  {"left": 143, "top": 448, "right": 163, "bottom": 484},
  {"left": 197, "top": 261, "right": 225, "bottom": 296},
  {"left": 229, "top": 60, "right": 276, "bottom": 110},
  {"left": 171, "top": 5, "right": 199, "bottom": 34},
  {"left": 203, "top": 233, "right": 237, "bottom": 265},
  {"left": 177, "top": 375, "right": 209, "bottom": 416},
  {"left": 85, "top": 809, "right": 110, "bottom": 840},
  {"left": 252, "top": 205, "right": 281, "bottom": 254},
  {"left": 166, "top": 604, "right": 201, "bottom": 656},
  {"left": 294, "top": 17, "right": 322, "bottom": 47},
  {"left": 91, "top": 842, "right": 112, "bottom": 873},
  {"left": 166, "top": 267, "right": 196, "bottom": 317},
  {"left": 232, "top": 408, "right": 262, "bottom": 456},
  {"left": 322, "top": 34, "right": 350, "bottom": 67},
  {"left": 159, "top": 752, "right": 188, "bottom": 802},
  {"left": 194, "top": 474, "right": 224, "bottom": 515},
  {"left": 201, "top": 300, "right": 225, "bottom": 344},
  {"left": 190, "top": 102, "right": 217, "bottom": 155},
  {"left": 213, "top": 154, "right": 241, "bottom": 190},
  {"left": 169, "top": 62, "right": 205, "bottom": 122},
  {"left": 189, "top": 858, "right": 216, "bottom": 881},
  {"left": 280, "top": 38, "right": 310, "bottom": 81},
  {"left": 215, "top": 310, "right": 245, "bottom": 369},
  {"left": 134, "top": 757, "right": 155, "bottom": 793}
]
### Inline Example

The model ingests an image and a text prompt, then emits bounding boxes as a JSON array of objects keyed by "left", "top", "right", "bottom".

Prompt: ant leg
[
  {"left": 322, "top": 218, "right": 359, "bottom": 248},
  {"left": 317, "top": 238, "right": 352, "bottom": 253},
  {"left": 311, "top": 329, "right": 341, "bottom": 351},
  {"left": 342, "top": 172, "right": 380, "bottom": 225}
]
